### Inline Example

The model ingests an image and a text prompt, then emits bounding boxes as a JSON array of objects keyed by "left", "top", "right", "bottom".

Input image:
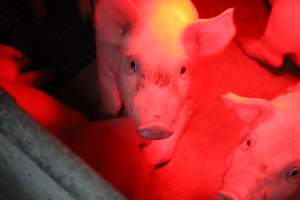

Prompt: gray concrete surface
[{"left": 0, "top": 88, "right": 126, "bottom": 200}]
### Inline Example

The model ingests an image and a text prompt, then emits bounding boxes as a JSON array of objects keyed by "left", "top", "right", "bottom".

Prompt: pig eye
[
  {"left": 246, "top": 139, "right": 251, "bottom": 146},
  {"left": 180, "top": 66, "right": 187, "bottom": 75},
  {"left": 241, "top": 135, "right": 254, "bottom": 151},
  {"left": 287, "top": 167, "right": 299, "bottom": 178},
  {"left": 130, "top": 60, "right": 138, "bottom": 72}
]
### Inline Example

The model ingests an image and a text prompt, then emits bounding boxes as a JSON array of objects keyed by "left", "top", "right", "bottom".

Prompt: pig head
[
  {"left": 95, "top": 0, "right": 236, "bottom": 140},
  {"left": 218, "top": 91, "right": 300, "bottom": 200},
  {"left": 239, "top": 0, "right": 300, "bottom": 68}
]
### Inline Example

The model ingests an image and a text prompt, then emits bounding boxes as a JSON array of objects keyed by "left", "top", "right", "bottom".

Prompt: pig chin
[
  {"left": 218, "top": 176, "right": 272, "bottom": 200},
  {"left": 218, "top": 185, "right": 251, "bottom": 200},
  {"left": 218, "top": 174, "right": 253, "bottom": 200}
]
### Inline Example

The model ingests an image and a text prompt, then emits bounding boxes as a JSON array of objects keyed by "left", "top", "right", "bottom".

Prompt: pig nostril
[
  {"left": 138, "top": 122, "right": 173, "bottom": 140},
  {"left": 218, "top": 191, "right": 237, "bottom": 200}
]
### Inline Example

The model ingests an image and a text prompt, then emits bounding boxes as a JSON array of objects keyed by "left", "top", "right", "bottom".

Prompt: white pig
[
  {"left": 218, "top": 87, "right": 300, "bottom": 200},
  {"left": 94, "top": 0, "right": 236, "bottom": 166},
  {"left": 239, "top": 0, "right": 300, "bottom": 68}
]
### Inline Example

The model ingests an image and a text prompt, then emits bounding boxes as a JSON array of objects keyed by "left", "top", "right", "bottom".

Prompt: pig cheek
[
  {"left": 177, "top": 74, "right": 191, "bottom": 105},
  {"left": 222, "top": 151, "right": 257, "bottom": 194},
  {"left": 251, "top": 179, "right": 293, "bottom": 200},
  {"left": 117, "top": 73, "right": 140, "bottom": 120},
  {"left": 270, "top": 179, "right": 300, "bottom": 200},
  {"left": 126, "top": 83, "right": 145, "bottom": 125}
]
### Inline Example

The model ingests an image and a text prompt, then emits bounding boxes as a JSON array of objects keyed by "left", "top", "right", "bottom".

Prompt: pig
[
  {"left": 0, "top": 44, "right": 88, "bottom": 138},
  {"left": 95, "top": 0, "right": 236, "bottom": 166},
  {"left": 0, "top": 44, "right": 53, "bottom": 87},
  {"left": 239, "top": 0, "right": 300, "bottom": 68},
  {"left": 218, "top": 88, "right": 300, "bottom": 200}
]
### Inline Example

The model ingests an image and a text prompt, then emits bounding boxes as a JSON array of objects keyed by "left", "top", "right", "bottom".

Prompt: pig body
[
  {"left": 0, "top": 44, "right": 29, "bottom": 82},
  {"left": 0, "top": 44, "right": 88, "bottom": 138},
  {"left": 94, "top": 0, "right": 235, "bottom": 166},
  {"left": 218, "top": 88, "right": 300, "bottom": 200},
  {"left": 239, "top": 0, "right": 300, "bottom": 68}
]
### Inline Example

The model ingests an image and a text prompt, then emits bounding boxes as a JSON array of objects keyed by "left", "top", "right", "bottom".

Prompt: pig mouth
[{"left": 137, "top": 121, "right": 173, "bottom": 140}]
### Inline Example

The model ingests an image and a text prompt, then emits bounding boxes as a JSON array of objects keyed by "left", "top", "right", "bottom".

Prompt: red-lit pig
[
  {"left": 0, "top": 44, "right": 29, "bottom": 82},
  {"left": 95, "top": 0, "right": 235, "bottom": 165},
  {"left": 240, "top": 0, "right": 300, "bottom": 68},
  {"left": 0, "top": 45, "right": 88, "bottom": 138},
  {"left": 218, "top": 88, "right": 300, "bottom": 200}
]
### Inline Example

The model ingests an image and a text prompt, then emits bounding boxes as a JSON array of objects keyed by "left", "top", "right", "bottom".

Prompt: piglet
[
  {"left": 95, "top": 0, "right": 236, "bottom": 166},
  {"left": 239, "top": 0, "right": 300, "bottom": 68},
  {"left": 218, "top": 87, "right": 300, "bottom": 200},
  {"left": 0, "top": 44, "right": 88, "bottom": 138}
]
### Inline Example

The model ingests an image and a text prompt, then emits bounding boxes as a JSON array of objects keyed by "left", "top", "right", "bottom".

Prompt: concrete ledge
[{"left": 0, "top": 88, "right": 125, "bottom": 200}]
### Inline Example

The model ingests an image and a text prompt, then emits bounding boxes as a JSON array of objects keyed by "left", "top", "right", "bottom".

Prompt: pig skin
[
  {"left": 0, "top": 45, "right": 88, "bottom": 138},
  {"left": 219, "top": 86, "right": 300, "bottom": 200},
  {"left": 239, "top": 0, "right": 300, "bottom": 68}
]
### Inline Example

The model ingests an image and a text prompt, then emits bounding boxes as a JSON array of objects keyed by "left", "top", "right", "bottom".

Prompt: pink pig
[
  {"left": 95, "top": 0, "right": 236, "bottom": 166},
  {"left": 218, "top": 87, "right": 300, "bottom": 200},
  {"left": 239, "top": 0, "right": 300, "bottom": 68}
]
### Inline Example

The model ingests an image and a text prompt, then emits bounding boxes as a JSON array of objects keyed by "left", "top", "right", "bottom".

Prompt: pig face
[
  {"left": 117, "top": 56, "right": 190, "bottom": 139},
  {"left": 95, "top": 0, "right": 236, "bottom": 139},
  {"left": 218, "top": 92, "right": 300, "bottom": 200},
  {"left": 117, "top": 33, "right": 192, "bottom": 139}
]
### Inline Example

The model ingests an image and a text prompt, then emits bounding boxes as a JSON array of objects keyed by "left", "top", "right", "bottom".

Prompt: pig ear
[
  {"left": 222, "top": 93, "right": 274, "bottom": 124},
  {"left": 181, "top": 8, "right": 236, "bottom": 57},
  {"left": 95, "top": 0, "right": 141, "bottom": 45}
]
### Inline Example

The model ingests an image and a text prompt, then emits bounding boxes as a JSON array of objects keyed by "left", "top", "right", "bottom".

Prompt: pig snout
[
  {"left": 137, "top": 121, "right": 173, "bottom": 140},
  {"left": 218, "top": 191, "right": 239, "bottom": 200},
  {"left": 132, "top": 84, "right": 182, "bottom": 140}
]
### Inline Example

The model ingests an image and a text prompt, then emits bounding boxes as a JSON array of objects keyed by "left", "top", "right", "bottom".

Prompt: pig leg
[{"left": 140, "top": 99, "right": 193, "bottom": 167}]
